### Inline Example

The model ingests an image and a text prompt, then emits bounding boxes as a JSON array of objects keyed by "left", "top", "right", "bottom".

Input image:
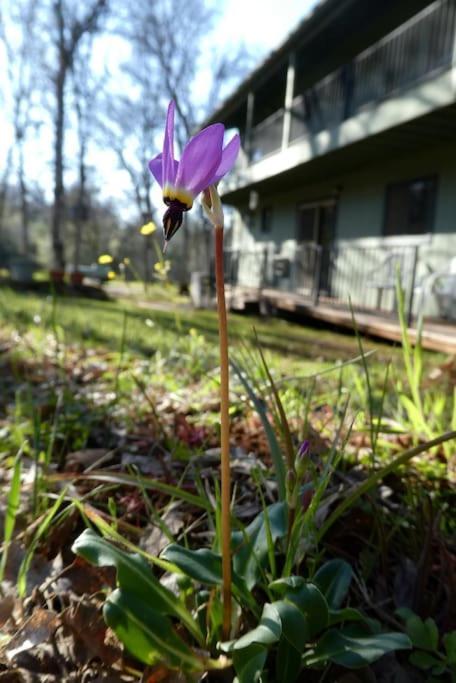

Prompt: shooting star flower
[{"left": 148, "top": 100, "right": 240, "bottom": 249}]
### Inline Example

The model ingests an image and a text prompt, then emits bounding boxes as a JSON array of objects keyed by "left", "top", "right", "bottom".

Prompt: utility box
[{"left": 190, "top": 271, "right": 212, "bottom": 308}]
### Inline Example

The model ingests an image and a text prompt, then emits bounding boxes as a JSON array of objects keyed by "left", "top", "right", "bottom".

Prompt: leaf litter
[{"left": 0, "top": 326, "right": 454, "bottom": 681}]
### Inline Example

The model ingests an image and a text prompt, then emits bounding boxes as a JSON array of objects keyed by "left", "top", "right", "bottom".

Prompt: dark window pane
[
  {"left": 297, "top": 207, "right": 317, "bottom": 242},
  {"left": 384, "top": 176, "right": 436, "bottom": 236},
  {"left": 261, "top": 206, "right": 273, "bottom": 234}
]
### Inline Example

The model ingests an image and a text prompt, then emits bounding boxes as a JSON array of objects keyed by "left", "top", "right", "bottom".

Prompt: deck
[{"left": 226, "top": 285, "right": 456, "bottom": 354}]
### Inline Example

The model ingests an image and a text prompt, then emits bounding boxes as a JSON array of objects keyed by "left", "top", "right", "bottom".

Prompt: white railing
[{"left": 249, "top": 0, "right": 456, "bottom": 157}]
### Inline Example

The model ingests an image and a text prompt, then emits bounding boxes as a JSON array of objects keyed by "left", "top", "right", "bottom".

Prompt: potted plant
[
  {"left": 49, "top": 268, "right": 65, "bottom": 284},
  {"left": 69, "top": 270, "right": 84, "bottom": 286}
]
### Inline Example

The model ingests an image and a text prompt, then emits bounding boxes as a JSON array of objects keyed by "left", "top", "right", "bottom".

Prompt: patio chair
[
  {"left": 430, "top": 256, "right": 456, "bottom": 321},
  {"left": 366, "top": 250, "right": 420, "bottom": 311}
]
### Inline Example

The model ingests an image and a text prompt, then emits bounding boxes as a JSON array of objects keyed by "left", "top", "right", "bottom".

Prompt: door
[{"left": 296, "top": 200, "right": 337, "bottom": 296}]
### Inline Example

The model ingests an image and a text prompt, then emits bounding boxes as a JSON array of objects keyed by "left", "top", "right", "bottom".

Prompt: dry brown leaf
[
  {"left": 65, "top": 449, "right": 112, "bottom": 472},
  {"left": 63, "top": 557, "right": 115, "bottom": 595},
  {"left": 0, "top": 596, "right": 15, "bottom": 628},
  {"left": 3, "top": 609, "right": 59, "bottom": 662},
  {"left": 61, "top": 599, "right": 121, "bottom": 666}
]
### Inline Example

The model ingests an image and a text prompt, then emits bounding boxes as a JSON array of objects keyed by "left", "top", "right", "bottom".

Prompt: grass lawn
[{"left": 0, "top": 282, "right": 405, "bottom": 366}]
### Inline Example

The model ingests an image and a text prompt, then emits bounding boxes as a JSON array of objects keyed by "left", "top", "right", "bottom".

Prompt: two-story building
[{"left": 203, "top": 0, "right": 456, "bottom": 350}]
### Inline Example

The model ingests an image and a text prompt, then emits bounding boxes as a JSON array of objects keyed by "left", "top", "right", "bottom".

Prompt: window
[
  {"left": 297, "top": 206, "right": 317, "bottom": 242},
  {"left": 384, "top": 176, "right": 437, "bottom": 236},
  {"left": 261, "top": 206, "right": 273, "bottom": 234}
]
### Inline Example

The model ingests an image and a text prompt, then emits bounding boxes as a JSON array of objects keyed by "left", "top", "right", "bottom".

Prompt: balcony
[
  {"left": 250, "top": 109, "right": 284, "bottom": 162},
  {"left": 249, "top": 0, "right": 456, "bottom": 164}
]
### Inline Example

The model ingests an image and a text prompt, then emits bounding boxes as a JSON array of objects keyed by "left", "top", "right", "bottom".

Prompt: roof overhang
[{"left": 201, "top": 0, "right": 437, "bottom": 129}]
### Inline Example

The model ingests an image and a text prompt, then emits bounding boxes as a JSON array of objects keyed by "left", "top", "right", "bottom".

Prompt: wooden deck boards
[{"left": 226, "top": 285, "right": 456, "bottom": 354}]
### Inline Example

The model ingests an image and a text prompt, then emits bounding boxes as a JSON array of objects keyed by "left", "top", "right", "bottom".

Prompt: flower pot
[
  {"left": 49, "top": 269, "right": 65, "bottom": 284},
  {"left": 70, "top": 271, "right": 84, "bottom": 286}
]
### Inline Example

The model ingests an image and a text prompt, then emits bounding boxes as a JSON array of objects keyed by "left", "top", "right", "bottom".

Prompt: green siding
[{"left": 232, "top": 142, "right": 456, "bottom": 245}]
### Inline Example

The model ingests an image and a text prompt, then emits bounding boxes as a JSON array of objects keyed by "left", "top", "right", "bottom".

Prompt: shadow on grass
[{"left": 0, "top": 282, "right": 398, "bottom": 363}]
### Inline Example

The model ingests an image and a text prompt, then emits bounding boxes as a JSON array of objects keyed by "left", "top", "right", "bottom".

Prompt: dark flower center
[{"left": 162, "top": 199, "right": 189, "bottom": 242}]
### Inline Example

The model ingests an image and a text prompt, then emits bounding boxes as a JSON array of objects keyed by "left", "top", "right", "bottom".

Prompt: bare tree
[
  {"left": 106, "top": 0, "right": 252, "bottom": 281},
  {"left": 98, "top": 81, "right": 162, "bottom": 224},
  {"left": 71, "top": 40, "right": 106, "bottom": 273},
  {"left": 0, "top": 0, "right": 42, "bottom": 255},
  {"left": 123, "top": 0, "right": 251, "bottom": 144},
  {"left": 0, "top": 148, "right": 13, "bottom": 240},
  {"left": 48, "top": 0, "right": 109, "bottom": 271}
]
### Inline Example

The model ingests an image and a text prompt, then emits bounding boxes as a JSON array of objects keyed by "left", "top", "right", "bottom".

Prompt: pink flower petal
[
  {"left": 213, "top": 134, "right": 240, "bottom": 184},
  {"left": 149, "top": 154, "right": 179, "bottom": 188},
  {"left": 162, "top": 101, "right": 177, "bottom": 187},
  {"left": 148, "top": 154, "right": 164, "bottom": 187},
  {"left": 175, "top": 123, "right": 224, "bottom": 197}
]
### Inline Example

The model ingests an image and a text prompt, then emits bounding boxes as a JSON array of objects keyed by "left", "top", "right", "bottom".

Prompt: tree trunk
[
  {"left": 0, "top": 147, "right": 12, "bottom": 238},
  {"left": 18, "top": 141, "right": 29, "bottom": 255},
  {"left": 73, "top": 140, "right": 87, "bottom": 272},
  {"left": 52, "top": 64, "right": 66, "bottom": 270}
]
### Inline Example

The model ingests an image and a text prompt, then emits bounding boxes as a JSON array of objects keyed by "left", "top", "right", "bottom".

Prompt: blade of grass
[
  {"left": 253, "top": 329, "right": 295, "bottom": 473},
  {"left": 284, "top": 399, "right": 351, "bottom": 576},
  {"left": 317, "top": 430, "right": 456, "bottom": 542},
  {"left": 396, "top": 276, "right": 423, "bottom": 415},
  {"left": 17, "top": 487, "right": 67, "bottom": 596},
  {"left": 231, "top": 358, "right": 286, "bottom": 500},
  {"left": 114, "top": 310, "right": 128, "bottom": 398},
  {"left": 47, "top": 470, "right": 211, "bottom": 511},
  {"left": 0, "top": 448, "right": 23, "bottom": 582},
  {"left": 349, "top": 301, "right": 375, "bottom": 462}
]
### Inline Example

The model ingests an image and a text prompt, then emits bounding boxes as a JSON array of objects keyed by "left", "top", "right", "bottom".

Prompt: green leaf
[
  {"left": 161, "top": 544, "right": 222, "bottom": 585},
  {"left": 276, "top": 638, "right": 301, "bottom": 683},
  {"left": 223, "top": 603, "right": 282, "bottom": 653},
  {"left": 72, "top": 529, "right": 202, "bottom": 644},
  {"left": 232, "top": 643, "right": 267, "bottom": 683},
  {"left": 328, "top": 607, "right": 379, "bottom": 632},
  {"left": 431, "top": 664, "right": 447, "bottom": 676},
  {"left": 405, "top": 615, "right": 439, "bottom": 651},
  {"left": 444, "top": 631, "right": 456, "bottom": 664},
  {"left": 105, "top": 589, "right": 202, "bottom": 671},
  {"left": 273, "top": 600, "right": 309, "bottom": 651},
  {"left": 395, "top": 607, "right": 415, "bottom": 622},
  {"left": 424, "top": 618, "right": 439, "bottom": 651},
  {"left": 270, "top": 577, "right": 328, "bottom": 638},
  {"left": 328, "top": 607, "right": 365, "bottom": 625},
  {"left": 269, "top": 575, "right": 303, "bottom": 592},
  {"left": 313, "top": 559, "right": 352, "bottom": 609},
  {"left": 409, "top": 651, "right": 444, "bottom": 671},
  {"left": 232, "top": 502, "right": 287, "bottom": 590},
  {"left": 160, "top": 543, "right": 258, "bottom": 617},
  {"left": 305, "top": 630, "right": 412, "bottom": 668}
]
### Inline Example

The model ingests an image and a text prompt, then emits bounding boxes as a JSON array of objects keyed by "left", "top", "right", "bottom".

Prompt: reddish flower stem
[{"left": 214, "top": 223, "right": 232, "bottom": 639}]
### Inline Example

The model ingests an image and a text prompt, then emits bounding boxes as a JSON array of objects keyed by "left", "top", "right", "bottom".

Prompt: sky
[
  {"left": 0, "top": 0, "right": 319, "bottom": 217},
  {"left": 221, "top": 0, "right": 317, "bottom": 52}
]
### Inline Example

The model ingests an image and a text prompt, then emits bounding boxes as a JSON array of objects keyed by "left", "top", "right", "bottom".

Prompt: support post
[
  {"left": 282, "top": 52, "right": 296, "bottom": 151},
  {"left": 313, "top": 244, "right": 322, "bottom": 305},
  {"left": 245, "top": 92, "right": 255, "bottom": 161}
]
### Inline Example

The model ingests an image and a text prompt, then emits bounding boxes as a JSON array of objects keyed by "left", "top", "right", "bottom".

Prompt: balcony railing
[
  {"left": 223, "top": 241, "right": 446, "bottom": 323},
  {"left": 250, "top": 0, "right": 456, "bottom": 158},
  {"left": 250, "top": 109, "right": 284, "bottom": 162}
]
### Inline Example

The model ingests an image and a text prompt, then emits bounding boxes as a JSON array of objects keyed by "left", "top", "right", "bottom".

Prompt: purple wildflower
[
  {"left": 297, "top": 440, "right": 310, "bottom": 459},
  {"left": 148, "top": 100, "right": 240, "bottom": 247}
]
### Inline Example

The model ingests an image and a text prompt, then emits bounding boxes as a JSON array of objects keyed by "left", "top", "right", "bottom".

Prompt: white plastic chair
[{"left": 431, "top": 256, "right": 456, "bottom": 321}]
